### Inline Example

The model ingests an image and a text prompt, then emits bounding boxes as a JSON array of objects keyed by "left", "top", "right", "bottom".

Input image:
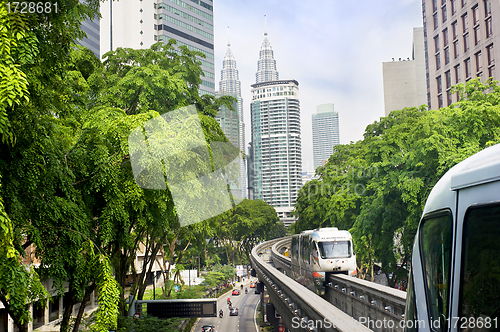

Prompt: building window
[
  {"left": 438, "top": 94, "right": 443, "bottom": 108},
  {"left": 437, "top": 76, "right": 443, "bottom": 94},
  {"left": 445, "top": 47, "right": 450, "bottom": 64},
  {"left": 487, "top": 44, "right": 495, "bottom": 66},
  {"left": 474, "top": 25, "right": 480, "bottom": 45},
  {"left": 455, "top": 64, "right": 461, "bottom": 83},
  {"left": 462, "top": 13, "right": 468, "bottom": 33},
  {"left": 445, "top": 70, "right": 452, "bottom": 89},
  {"left": 472, "top": 5, "right": 479, "bottom": 25},
  {"left": 453, "top": 40, "right": 459, "bottom": 58},
  {"left": 461, "top": 0, "right": 466, "bottom": 7},
  {"left": 434, "top": 13, "right": 439, "bottom": 30},
  {"left": 451, "top": 0, "right": 457, "bottom": 15},
  {"left": 475, "top": 52, "right": 482, "bottom": 73},
  {"left": 447, "top": 90, "right": 453, "bottom": 106},
  {"left": 455, "top": 64, "right": 461, "bottom": 101},
  {"left": 434, "top": 35, "right": 440, "bottom": 52},
  {"left": 486, "top": 17, "right": 493, "bottom": 38},
  {"left": 442, "top": 5, "right": 448, "bottom": 23},
  {"left": 452, "top": 21, "right": 458, "bottom": 39},
  {"left": 488, "top": 66, "right": 495, "bottom": 78},
  {"left": 465, "top": 58, "right": 471, "bottom": 79},
  {"left": 484, "top": 0, "right": 492, "bottom": 16},
  {"left": 436, "top": 53, "right": 441, "bottom": 70},
  {"left": 433, "top": 0, "right": 438, "bottom": 12},
  {"left": 443, "top": 28, "right": 449, "bottom": 46},
  {"left": 463, "top": 33, "right": 469, "bottom": 52}
]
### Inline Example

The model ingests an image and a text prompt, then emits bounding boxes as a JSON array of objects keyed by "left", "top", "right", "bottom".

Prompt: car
[
  {"left": 255, "top": 289, "right": 260, "bottom": 294},
  {"left": 249, "top": 283, "right": 255, "bottom": 288},
  {"left": 229, "top": 307, "right": 238, "bottom": 316},
  {"left": 232, "top": 289, "right": 240, "bottom": 295},
  {"left": 202, "top": 325, "right": 215, "bottom": 332}
]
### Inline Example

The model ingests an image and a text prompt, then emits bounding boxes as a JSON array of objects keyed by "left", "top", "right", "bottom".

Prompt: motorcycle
[
  {"left": 245, "top": 288, "right": 248, "bottom": 294},
  {"left": 219, "top": 310, "right": 223, "bottom": 318}
]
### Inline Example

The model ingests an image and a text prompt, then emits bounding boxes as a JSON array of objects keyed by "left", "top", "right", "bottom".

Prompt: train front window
[
  {"left": 459, "top": 204, "right": 500, "bottom": 331},
  {"left": 317, "top": 241, "right": 351, "bottom": 259},
  {"left": 419, "top": 212, "right": 453, "bottom": 332}
]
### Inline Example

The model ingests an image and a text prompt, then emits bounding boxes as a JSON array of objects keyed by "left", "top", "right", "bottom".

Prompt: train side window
[
  {"left": 419, "top": 211, "right": 453, "bottom": 332},
  {"left": 459, "top": 204, "right": 500, "bottom": 331},
  {"left": 405, "top": 269, "right": 418, "bottom": 332}
]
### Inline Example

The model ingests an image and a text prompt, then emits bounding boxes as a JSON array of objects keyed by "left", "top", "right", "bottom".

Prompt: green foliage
[
  {"left": 0, "top": 1, "right": 240, "bottom": 329},
  {"left": 211, "top": 199, "right": 282, "bottom": 266},
  {"left": 201, "top": 264, "right": 235, "bottom": 288},
  {"left": 293, "top": 79, "right": 500, "bottom": 284}
]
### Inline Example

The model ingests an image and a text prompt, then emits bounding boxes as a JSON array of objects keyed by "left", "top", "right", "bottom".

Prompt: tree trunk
[
  {"left": 0, "top": 295, "right": 29, "bottom": 332},
  {"left": 71, "top": 283, "right": 97, "bottom": 332},
  {"left": 60, "top": 291, "right": 76, "bottom": 332},
  {"left": 137, "top": 243, "right": 161, "bottom": 300}
]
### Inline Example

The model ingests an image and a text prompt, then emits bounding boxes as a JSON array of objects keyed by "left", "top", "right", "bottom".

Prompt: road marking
[{"left": 254, "top": 297, "right": 261, "bottom": 332}]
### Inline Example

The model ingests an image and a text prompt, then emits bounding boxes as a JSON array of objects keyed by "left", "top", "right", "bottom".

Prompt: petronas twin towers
[{"left": 217, "top": 29, "right": 302, "bottom": 208}]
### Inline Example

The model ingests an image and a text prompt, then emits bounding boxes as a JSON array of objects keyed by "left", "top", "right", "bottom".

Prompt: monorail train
[
  {"left": 405, "top": 143, "right": 500, "bottom": 332},
  {"left": 291, "top": 227, "right": 356, "bottom": 295}
]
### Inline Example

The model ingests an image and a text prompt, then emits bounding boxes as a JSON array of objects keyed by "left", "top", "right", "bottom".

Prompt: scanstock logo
[{"left": 128, "top": 105, "right": 243, "bottom": 226}]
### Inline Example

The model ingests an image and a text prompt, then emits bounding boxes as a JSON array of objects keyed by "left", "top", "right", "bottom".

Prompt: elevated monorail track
[{"left": 251, "top": 237, "right": 406, "bottom": 332}]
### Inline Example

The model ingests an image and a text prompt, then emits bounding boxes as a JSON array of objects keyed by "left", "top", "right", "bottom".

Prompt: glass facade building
[
  {"left": 250, "top": 32, "right": 302, "bottom": 207},
  {"left": 216, "top": 40, "right": 247, "bottom": 198},
  {"left": 312, "top": 104, "right": 339, "bottom": 170},
  {"left": 100, "top": 0, "right": 215, "bottom": 95},
  {"left": 250, "top": 80, "right": 302, "bottom": 207}
]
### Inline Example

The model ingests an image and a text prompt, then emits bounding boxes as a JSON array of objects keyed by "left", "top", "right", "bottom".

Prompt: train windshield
[{"left": 317, "top": 241, "right": 351, "bottom": 259}]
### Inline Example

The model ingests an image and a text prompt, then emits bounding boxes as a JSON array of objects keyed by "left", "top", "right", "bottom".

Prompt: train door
[{"left": 449, "top": 179, "right": 500, "bottom": 332}]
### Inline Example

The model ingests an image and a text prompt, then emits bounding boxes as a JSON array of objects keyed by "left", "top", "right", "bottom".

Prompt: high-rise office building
[
  {"left": 312, "top": 104, "right": 339, "bottom": 170},
  {"left": 216, "top": 38, "right": 247, "bottom": 198},
  {"left": 78, "top": 0, "right": 100, "bottom": 59},
  {"left": 382, "top": 28, "right": 427, "bottom": 116},
  {"left": 422, "top": 0, "right": 499, "bottom": 109},
  {"left": 100, "top": 0, "right": 215, "bottom": 95},
  {"left": 250, "top": 31, "right": 302, "bottom": 207}
]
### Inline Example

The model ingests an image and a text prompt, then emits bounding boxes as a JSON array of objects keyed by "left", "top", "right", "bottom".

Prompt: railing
[{"left": 252, "top": 237, "right": 407, "bottom": 332}]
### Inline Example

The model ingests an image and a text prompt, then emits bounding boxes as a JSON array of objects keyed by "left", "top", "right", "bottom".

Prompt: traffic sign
[{"left": 279, "top": 327, "right": 284, "bottom": 332}]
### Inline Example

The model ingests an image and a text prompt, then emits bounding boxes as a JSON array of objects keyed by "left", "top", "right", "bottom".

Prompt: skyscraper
[
  {"left": 250, "top": 31, "right": 302, "bottom": 208},
  {"left": 422, "top": 0, "right": 499, "bottom": 109},
  {"left": 312, "top": 104, "right": 339, "bottom": 170},
  {"left": 100, "top": 0, "right": 215, "bottom": 95},
  {"left": 216, "top": 37, "right": 247, "bottom": 198}
]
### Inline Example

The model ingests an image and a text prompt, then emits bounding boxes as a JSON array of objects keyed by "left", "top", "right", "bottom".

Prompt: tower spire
[
  {"left": 227, "top": 26, "right": 230, "bottom": 47},
  {"left": 264, "top": 15, "right": 267, "bottom": 36},
  {"left": 255, "top": 15, "right": 278, "bottom": 83}
]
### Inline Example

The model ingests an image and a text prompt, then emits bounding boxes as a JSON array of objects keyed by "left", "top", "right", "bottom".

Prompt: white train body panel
[{"left": 406, "top": 144, "right": 500, "bottom": 332}]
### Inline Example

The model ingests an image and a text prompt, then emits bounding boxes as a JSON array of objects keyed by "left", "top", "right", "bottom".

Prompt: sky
[{"left": 212, "top": 0, "right": 424, "bottom": 173}]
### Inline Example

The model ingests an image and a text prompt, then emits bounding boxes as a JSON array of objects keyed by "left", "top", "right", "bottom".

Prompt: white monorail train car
[
  {"left": 405, "top": 143, "right": 500, "bottom": 332},
  {"left": 291, "top": 227, "right": 356, "bottom": 295}
]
